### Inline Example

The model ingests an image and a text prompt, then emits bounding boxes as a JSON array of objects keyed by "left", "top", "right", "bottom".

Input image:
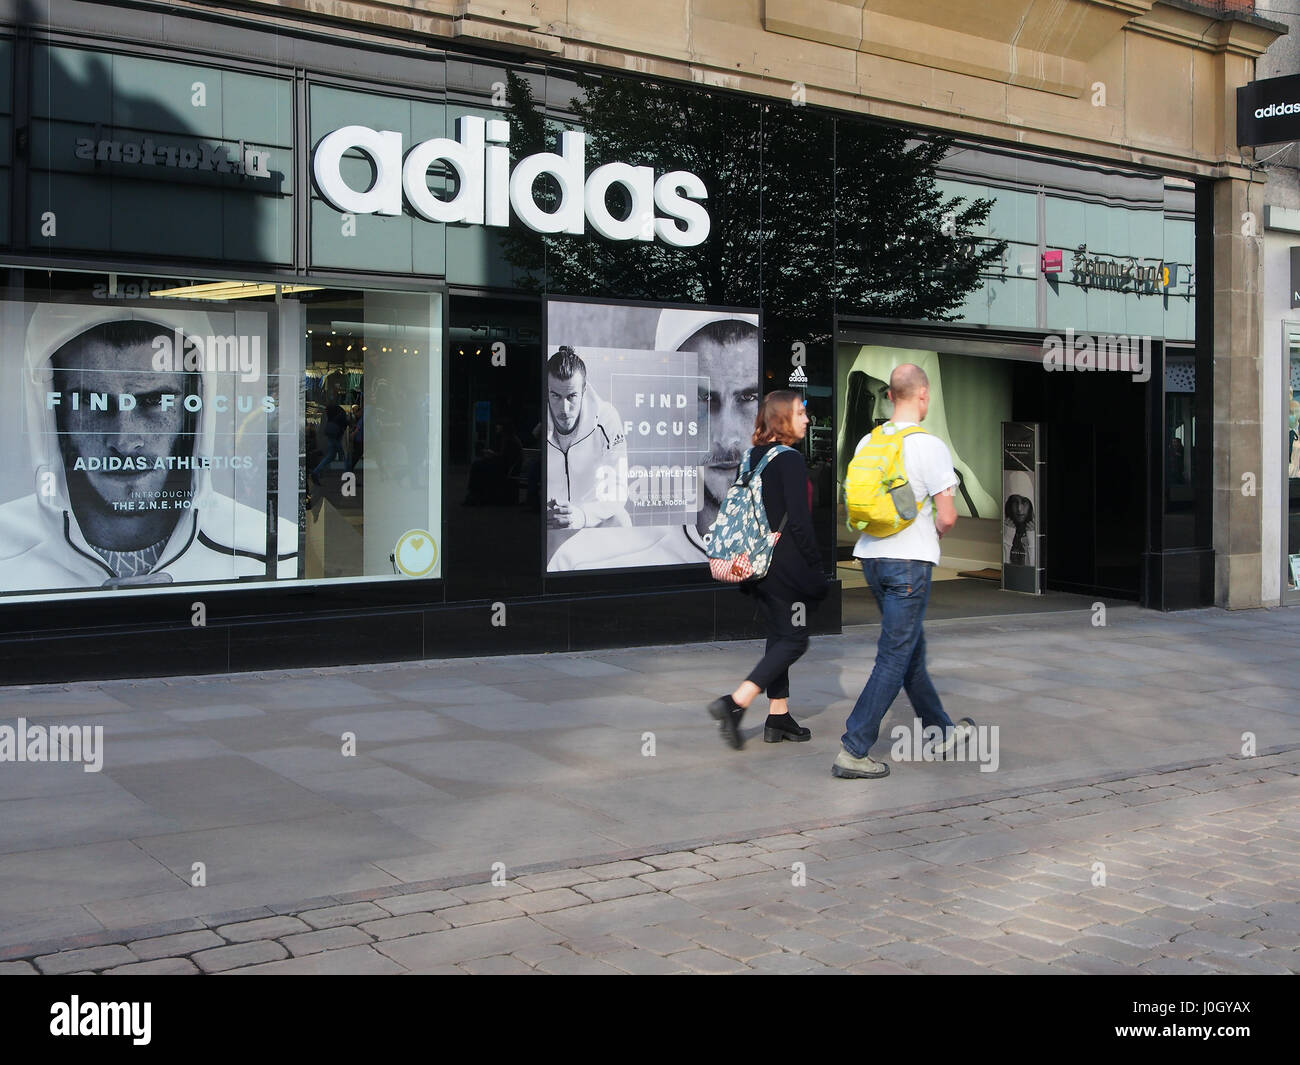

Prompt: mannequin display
[{"left": 837, "top": 346, "right": 999, "bottom": 519}]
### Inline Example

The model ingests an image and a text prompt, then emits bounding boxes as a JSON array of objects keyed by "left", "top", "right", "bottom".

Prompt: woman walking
[{"left": 709, "top": 390, "right": 828, "bottom": 749}]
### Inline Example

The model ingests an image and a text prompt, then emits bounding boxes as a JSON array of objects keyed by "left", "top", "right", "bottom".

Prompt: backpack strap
[
  {"left": 880, "top": 424, "right": 931, "bottom": 503},
  {"left": 742, "top": 444, "right": 793, "bottom": 486},
  {"left": 872, "top": 422, "right": 927, "bottom": 442}
]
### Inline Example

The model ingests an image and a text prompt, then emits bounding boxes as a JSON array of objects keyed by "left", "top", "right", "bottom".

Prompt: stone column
[{"left": 1213, "top": 172, "right": 1266, "bottom": 608}]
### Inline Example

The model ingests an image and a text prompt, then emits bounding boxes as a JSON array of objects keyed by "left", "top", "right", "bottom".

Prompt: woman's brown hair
[{"left": 752, "top": 389, "right": 803, "bottom": 446}]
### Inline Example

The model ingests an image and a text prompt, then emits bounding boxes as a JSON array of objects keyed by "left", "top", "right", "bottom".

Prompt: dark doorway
[{"left": 1013, "top": 361, "right": 1147, "bottom": 600}]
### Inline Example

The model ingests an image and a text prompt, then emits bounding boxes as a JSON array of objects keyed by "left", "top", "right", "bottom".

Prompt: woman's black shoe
[
  {"left": 764, "top": 713, "right": 811, "bottom": 743},
  {"left": 708, "top": 695, "right": 745, "bottom": 750}
]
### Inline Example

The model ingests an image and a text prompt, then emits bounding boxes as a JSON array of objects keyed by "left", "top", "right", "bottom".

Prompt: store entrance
[
  {"left": 835, "top": 338, "right": 1147, "bottom": 621},
  {"left": 1018, "top": 358, "right": 1146, "bottom": 598}
]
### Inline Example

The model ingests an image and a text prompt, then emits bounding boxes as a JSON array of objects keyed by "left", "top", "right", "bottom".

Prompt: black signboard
[
  {"left": 1291, "top": 247, "right": 1300, "bottom": 309},
  {"left": 1237, "top": 73, "right": 1300, "bottom": 147}
]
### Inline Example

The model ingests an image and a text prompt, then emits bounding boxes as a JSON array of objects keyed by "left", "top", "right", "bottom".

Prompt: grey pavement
[{"left": 0, "top": 602, "right": 1297, "bottom": 973}]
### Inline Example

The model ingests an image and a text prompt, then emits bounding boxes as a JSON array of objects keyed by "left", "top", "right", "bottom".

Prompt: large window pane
[
  {"left": 0, "top": 268, "right": 443, "bottom": 598},
  {"left": 302, "top": 289, "right": 442, "bottom": 580}
]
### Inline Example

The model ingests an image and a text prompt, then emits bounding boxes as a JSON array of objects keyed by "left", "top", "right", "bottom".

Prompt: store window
[
  {"left": 299, "top": 287, "right": 442, "bottom": 581},
  {"left": 0, "top": 269, "right": 442, "bottom": 599},
  {"left": 443, "top": 292, "right": 542, "bottom": 602}
]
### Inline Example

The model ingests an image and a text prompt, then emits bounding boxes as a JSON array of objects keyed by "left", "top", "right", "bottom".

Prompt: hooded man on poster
[{"left": 0, "top": 303, "right": 298, "bottom": 593}]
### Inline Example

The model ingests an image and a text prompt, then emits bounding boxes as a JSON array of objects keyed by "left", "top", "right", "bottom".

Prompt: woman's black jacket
[{"left": 746, "top": 442, "right": 828, "bottom": 603}]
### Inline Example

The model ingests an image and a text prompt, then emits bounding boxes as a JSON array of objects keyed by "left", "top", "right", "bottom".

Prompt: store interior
[
  {"left": 835, "top": 338, "right": 1148, "bottom": 621},
  {"left": 298, "top": 288, "right": 441, "bottom": 583}
]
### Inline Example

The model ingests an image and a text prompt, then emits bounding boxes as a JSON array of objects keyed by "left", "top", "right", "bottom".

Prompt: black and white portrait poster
[
  {"left": 0, "top": 300, "right": 299, "bottom": 595},
  {"left": 544, "top": 300, "right": 760, "bottom": 573}
]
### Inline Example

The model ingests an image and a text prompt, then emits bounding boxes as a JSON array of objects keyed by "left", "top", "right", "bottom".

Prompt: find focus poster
[
  {"left": 0, "top": 300, "right": 299, "bottom": 595},
  {"left": 544, "top": 300, "right": 760, "bottom": 573}
]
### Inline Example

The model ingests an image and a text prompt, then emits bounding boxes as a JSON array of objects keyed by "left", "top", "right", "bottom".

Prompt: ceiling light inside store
[
  {"left": 330, "top": 321, "right": 427, "bottom": 340},
  {"left": 148, "top": 282, "right": 324, "bottom": 301}
]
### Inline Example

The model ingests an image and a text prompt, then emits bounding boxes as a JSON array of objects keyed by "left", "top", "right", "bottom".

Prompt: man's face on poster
[
  {"left": 53, "top": 337, "right": 193, "bottom": 514},
  {"left": 548, "top": 370, "right": 586, "bottom": 436},
  {"left": 867, "top": 375, "right": 893, "bottom": 425},
  {"left": 694, "top": 331, "right": 759, "bottom": 526}
]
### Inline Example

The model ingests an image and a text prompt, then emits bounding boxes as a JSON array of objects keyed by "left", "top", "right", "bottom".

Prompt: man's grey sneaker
[
  {"left": 934, "top": 717, "right": 977, "bottom": 759},
  {"left": 831, "top": 746, "right": 890, "bottom": 779}
]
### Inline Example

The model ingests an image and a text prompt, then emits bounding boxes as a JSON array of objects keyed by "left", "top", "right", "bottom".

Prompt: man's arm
[
  {"left": 934, "top": 486, "right": 957, "bottom": 538},
  {"left": 919, "top": 435, "right": 959, "bottom": 539}
]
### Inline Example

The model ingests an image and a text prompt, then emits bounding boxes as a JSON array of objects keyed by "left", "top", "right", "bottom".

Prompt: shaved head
[{"left": 889, "top": 364, "right": 928, "bottom": 401}]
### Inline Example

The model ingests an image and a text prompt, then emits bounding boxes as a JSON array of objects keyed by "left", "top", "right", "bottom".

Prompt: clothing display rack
[{"left": 305, "top": 363, "right": 363, "bottom": 404}]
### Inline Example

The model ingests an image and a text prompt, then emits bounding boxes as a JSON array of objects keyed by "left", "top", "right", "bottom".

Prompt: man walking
[
  {"left": 833, "top": 363, "right": 975, "bottom": 780},
  {"left": 311, "top": 390, "right": 350, "bottom": 485}
]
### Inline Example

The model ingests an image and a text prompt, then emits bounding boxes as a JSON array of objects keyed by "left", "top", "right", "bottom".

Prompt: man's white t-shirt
[{"left": 852, "top": 422, "right": 959, "bottom": 566}]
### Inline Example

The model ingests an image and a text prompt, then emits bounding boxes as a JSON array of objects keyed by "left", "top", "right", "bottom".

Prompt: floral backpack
[{"left": 704, "top": 445, "right": 793, "bottom": 583}]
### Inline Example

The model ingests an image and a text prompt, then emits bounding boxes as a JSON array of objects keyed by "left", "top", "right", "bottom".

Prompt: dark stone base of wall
[
  {"left": 0, "top": 582, "right": 843, "bottom": 684},
  {"left": 1142, "top": 549, "right": 1216, "bottom": 611}
]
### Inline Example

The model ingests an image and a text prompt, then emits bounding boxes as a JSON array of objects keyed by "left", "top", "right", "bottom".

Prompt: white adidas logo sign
[{"left": 314, "top": 116, "right": 710, "bottom": 247}]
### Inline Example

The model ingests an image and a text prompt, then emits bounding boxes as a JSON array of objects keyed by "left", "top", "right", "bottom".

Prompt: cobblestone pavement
[{"left": 5, "top": 746, "right": 1297, "bottom": 975}]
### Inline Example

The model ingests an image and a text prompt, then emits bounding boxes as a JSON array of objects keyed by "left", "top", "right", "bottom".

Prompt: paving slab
[{"left": 0, "top": 606, "right": 1296, "bottom": 974}]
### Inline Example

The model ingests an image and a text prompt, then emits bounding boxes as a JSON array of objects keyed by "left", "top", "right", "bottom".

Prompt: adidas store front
[{"left": 1, "top": 4, "right": 1209, "bottom": 681}]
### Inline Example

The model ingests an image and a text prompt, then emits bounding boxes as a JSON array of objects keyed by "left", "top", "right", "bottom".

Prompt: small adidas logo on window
[{"left": 788, "top": 366, "right": 808, "bottom": 387}]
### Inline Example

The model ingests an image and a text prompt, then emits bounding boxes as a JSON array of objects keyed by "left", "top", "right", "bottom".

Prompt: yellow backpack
[{"left": 844, "top": 423, "right": 927, "bottom": 536}]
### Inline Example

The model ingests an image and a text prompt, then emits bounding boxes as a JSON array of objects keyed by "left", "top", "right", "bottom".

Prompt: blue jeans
[{"left": 841, "top": 558, "right": 953, "bottom": 758}]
